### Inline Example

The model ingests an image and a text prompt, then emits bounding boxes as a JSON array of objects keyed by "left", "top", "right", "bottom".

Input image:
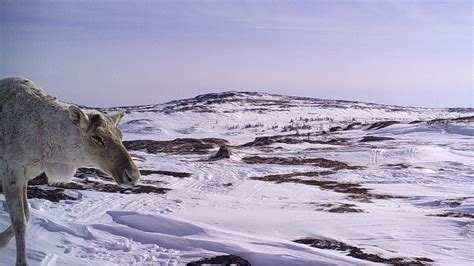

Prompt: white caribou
[{"left": 0, "top": 77, "right": 140, "bottom": 265}]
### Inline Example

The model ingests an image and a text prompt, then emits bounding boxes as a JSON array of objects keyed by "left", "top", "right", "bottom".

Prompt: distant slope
[
  {"left": 94, "top": 91, "right": 474, "bottom": 143},
  {"left": 102, "top": 91, "right": 473, "bottom": 114}
]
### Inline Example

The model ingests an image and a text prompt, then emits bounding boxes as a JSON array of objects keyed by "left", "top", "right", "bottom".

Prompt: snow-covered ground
[{"left": 1, "top": 92, "right": 473, "bottom": 265}]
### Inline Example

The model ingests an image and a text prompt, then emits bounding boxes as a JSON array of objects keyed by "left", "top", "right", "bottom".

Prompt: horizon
[
  {"left": 1, "top": 0, "right": 472, "bottom": 108},
  {"left": 88, "top": 89, "right": 473, "bottom": 110}
]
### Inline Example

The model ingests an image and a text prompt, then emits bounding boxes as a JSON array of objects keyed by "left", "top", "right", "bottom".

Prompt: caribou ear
[
  {"left": 110, "top": 112, "right": 125, "bottom": 126},
  {"left": 68, "top": 105, "right": 89, "bottom": 129}
]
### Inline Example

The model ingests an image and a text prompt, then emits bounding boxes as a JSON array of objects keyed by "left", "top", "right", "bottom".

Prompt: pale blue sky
[{"left": 1, "top": 0, "right": 472, "bottom": 107}]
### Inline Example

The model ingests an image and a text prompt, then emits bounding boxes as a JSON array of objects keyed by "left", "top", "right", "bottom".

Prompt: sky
[{"left": 1, "top": 0, "right": 472, "bottom": 108}]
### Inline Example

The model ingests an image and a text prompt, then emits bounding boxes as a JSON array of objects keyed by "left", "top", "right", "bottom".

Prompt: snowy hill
[
  {"left": 1, "top": 92, "right": 473, "bottom": 265},
  {"left": 106, "top": 91, "right": 473, "bottom": 143}
]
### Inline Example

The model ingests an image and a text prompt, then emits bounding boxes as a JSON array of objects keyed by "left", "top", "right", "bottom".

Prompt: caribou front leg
[
  {"left": 22, "top": 183, "right": 30, "bottom": 223},
  {"left": 3, "top": 179, "right": 29, "bottom": 266},
  {"left": 0, "top": 177, "right": 30, "bottom": 249}
]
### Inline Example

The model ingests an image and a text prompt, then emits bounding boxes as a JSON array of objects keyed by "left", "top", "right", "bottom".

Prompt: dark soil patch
[
  {"left": 367, "top": 121, "right": 399, "bottom": 130},
  {"left": 243, "top": 156, "right": 361, "bottom": 170},
  {"left": 125, "top": 119, "right": 152, "bottom": 125},
  {"left": 0, "top": 174, "right": 76, "bottom": 202},
  {"left": 250, "top": 172, "right": 392, "bottom": 201},
  {"left": 71, "top": 178, "right": 170, "bottom": 195},
  {"left": 360, "top": 136, "right": 395, "bottom": 142},
  {"left": 430, "top": 197, "right": 473, "bottom": 208},
  {"left": 26, "top": 187, "right": 77, "bottom": 202},
  {"left": 428, "top": 212, "right": 474, "bottom": 219},
  {"left": 294, "top": 238, "right": 433, "bottom": 265},
  {"left": 138, "top": 179, "right": 165, "bottom": 186},
  {"left": 124, "top": 138, "right": 228, "bottom": 154},
  {"left": 384, "top": 163, "right": 410, "bottom": 170},
  {"left": 344, "top": 122, "right": 363, "bottom": 131},
  {"left": 187, "top": 254, "right": 251, "bottom": 266},
  {"left": 329, "top": 126, "right": 342, "bottom": 132},
  {"left": 74, "top": 167, "right": 113, "bottom": 180},
  {"left": 75, "top": 167, "right": 191, "bottom": 179}
]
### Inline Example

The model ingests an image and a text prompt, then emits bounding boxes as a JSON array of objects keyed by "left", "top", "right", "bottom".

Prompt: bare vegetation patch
[
  {"left": 242, "top": 135, "right": 349, "bottom": 147},
  {"left": 367, "top": 121, "right": 400, "bottom": 130},
  {"left": 327, "top": 203, "right": 364, "bottom": 213},
  {"left": 243, "top": 156, "right": 361, "bottom": 170},
  {"left": 294, "top": 238, "right": 433, "bottom": 265},
  {"left": 311, "top": 202, "right": 364, "bottom": 213},
  {"left": 360, "top": 136, "right": 395, "bottom": 142},
  {"left": 1, "top": 171, "right": 170, "bottom": 202},
  {"left": 427, "top": 115, "right": 474, "bottom": 125},
  {"left": 123, "top": 138, "right": 228, "bottom": 154},
  {"left": 139, "top": 169, "right": 192, "bottom": 178},
  {"left": 344, "top": 122, "right": 363, "bottom": 131},
  {"left": 428, "top": 212, "right": 474, "bottom": 219},
  {"left": 430, "top": 197, "right": 473, "bottom": 208},
  {"left": 384, "top": 163, "right": 410, "bottom": 170},
  {"left": 250, "top": 172, "right": 393, "bottom": 201}
]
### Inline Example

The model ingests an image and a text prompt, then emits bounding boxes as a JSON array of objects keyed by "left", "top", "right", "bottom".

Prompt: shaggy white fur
[{"left": 0, "top": 77, "right": 89, "bottom": 183}]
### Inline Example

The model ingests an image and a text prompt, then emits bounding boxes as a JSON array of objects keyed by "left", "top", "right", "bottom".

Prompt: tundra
[{"left": 0, "top": 77, "right": 140, "bottom": 265}]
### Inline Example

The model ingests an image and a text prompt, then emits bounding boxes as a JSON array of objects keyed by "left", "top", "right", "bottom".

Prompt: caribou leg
[
  {"left": 0, "top": 178, "right": 30, "bottom": 248},
  {"left": 3, "top": 179, "right": 29, "bottom": 266}
]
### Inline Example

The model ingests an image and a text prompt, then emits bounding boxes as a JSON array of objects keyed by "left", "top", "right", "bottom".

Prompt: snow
[{"left": 1, "top": 92, "right": 473, "bottom": 265}]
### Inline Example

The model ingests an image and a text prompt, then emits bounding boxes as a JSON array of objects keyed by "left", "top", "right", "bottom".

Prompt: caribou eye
[{"left": 91, "top": 135, "right": 105, "bottom": 146}]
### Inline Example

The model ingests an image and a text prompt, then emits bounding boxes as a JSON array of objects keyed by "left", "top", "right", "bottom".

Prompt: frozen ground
[{"left": 1, "top": 92, "right": 473, "bottom": 265}]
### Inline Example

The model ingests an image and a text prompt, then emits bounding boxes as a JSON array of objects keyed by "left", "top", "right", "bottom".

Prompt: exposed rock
[
  {"left": 210, "top": 145, "right": 232, "bottom": 159},
  {"left": 329, "top": 126, "right": 342, "bottom": 132},
  {"left": 187, "top": 255, "right": 251, "bottom": 266}
]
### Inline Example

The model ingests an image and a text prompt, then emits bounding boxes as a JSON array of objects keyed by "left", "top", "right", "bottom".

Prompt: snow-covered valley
[{"left": 1, "top": 92, "right": 473, "bottom": 265}]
